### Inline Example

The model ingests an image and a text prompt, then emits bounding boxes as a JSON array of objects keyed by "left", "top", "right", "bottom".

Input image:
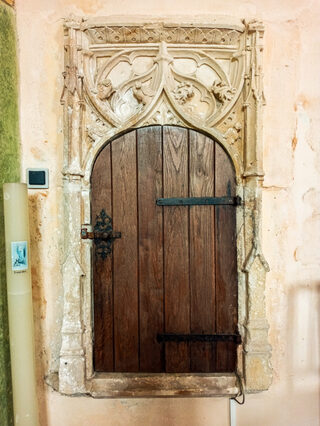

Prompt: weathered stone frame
[{"left": 56, "top": 16, "right": 272, "bottom": 397}]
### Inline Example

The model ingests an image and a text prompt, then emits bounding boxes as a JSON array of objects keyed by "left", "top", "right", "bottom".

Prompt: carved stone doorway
[{"left": 56, "top": 18, "right": 272, "bottom": 397}]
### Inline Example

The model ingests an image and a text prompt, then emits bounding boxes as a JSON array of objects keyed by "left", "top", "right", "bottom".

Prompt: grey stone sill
[{"left": 47, "top": 372, "right": 239, "bottom": 398}]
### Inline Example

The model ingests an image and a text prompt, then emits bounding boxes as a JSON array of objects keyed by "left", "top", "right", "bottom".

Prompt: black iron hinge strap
[
  {"left": 156, "top": 196, "right": 241, "bottom": 206},
  {"left": 157, "top": 333, "right": 242, "bottom": 344}
]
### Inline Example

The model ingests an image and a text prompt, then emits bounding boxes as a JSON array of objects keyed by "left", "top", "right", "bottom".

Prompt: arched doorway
[
  {"left": 90, "top": 126, "right": 239, "bottom": 373},
  {"left": 58, "top": 19, "right": 272, "bottom": 396}
]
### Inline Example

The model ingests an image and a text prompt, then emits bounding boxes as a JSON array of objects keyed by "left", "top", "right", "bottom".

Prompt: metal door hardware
[
  {"left": 81, "top": 229, "right": 121, "bottom": 240},
  {"left": 156, "top": 196, "right": 241, "bottom": 206},
  {"left": 157, "top": 333, "right": 242, "bottom": 344},
  {"left": 81, "top": 209, "right": 121, "bottom": 260}
]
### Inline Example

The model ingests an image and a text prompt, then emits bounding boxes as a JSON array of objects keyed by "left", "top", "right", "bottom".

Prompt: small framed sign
[{"left": 11, "top": 241, "right": 28, "bottom": 272}]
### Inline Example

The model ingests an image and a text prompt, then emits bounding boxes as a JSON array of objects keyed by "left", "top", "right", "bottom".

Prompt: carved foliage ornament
[
  {"left": 83, "top": 24, "right": 241, "bottom": 46},
  {"left": 83, "top": 40, "right": 241, "bottom": 128},
  {"left": 58, "top": 18, "right": 271, "bottom": 397}
]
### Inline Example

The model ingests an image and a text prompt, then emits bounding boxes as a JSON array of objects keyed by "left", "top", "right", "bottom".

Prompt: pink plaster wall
[{"left": 15, "top": 0, "right": 320, "bottom": 425}]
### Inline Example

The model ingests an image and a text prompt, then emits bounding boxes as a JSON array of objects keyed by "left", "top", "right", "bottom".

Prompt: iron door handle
[
  {"left": 81, "top": 209, "right": 121, "bottom": 259},
  {"left": 81, "top": 229, "right": 121, "bottom": 241}
]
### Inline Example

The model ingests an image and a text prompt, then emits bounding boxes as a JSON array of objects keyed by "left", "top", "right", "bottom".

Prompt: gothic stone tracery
[{"left": 57, "top": 17, "right": 272, "bottom": 397}]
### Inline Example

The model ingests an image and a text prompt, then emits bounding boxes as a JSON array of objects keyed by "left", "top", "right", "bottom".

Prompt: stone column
[
  {"left": 59, "top": 23, "right": 86, "bottom": 394},
  {"left": 59, "top": 175, "right": 86, "bottom": 394},
  {"left": 241, "top": 21, "right": 272, "bottom": 391}
]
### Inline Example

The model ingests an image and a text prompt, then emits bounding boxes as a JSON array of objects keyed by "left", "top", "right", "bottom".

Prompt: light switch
[{"left": 26, "top": 168, "right": 49, "bottom": 189}]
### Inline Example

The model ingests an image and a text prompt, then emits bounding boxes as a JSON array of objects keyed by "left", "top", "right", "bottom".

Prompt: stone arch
[{"left": 56, "top": 17, "right": 272, "bottom": 397}]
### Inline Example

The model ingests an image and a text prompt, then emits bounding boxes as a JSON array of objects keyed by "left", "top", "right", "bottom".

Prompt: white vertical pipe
[
  {"left": 3, "top": 183, "right": 39, "bottom": 426},
  {"left": 229, "top": 398, "right": 237, "bottom": 426}
]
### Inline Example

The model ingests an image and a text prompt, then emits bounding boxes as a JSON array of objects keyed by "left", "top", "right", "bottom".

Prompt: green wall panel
[{"left": 0, "top": 2, "right": 20, "bottom": 425}]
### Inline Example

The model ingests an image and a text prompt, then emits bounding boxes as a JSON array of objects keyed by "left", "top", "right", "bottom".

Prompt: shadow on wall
[
  {"left": 287, "top": 281, "right": 320, "bottom": 416},
  {"left": 237, "top": 281, "right": 320, "bottom": 426}
]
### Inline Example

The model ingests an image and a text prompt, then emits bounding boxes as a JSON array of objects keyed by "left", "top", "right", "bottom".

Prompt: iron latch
[
  {"left": 81, "top": 229, "right": 121, "bottom": 241},
  {"left": 81, "top": 209, "right": 121, "bottom": 259}
]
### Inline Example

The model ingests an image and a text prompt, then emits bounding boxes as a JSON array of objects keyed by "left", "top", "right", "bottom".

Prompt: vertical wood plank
[
  {"left": 92, "top": 127, "right": 238, "bottom": 374},
  {"left": 91, "top": 143, "right": 114, "bottom": 371},
  {"left": 112, "top": 130, "right": 139, "bottom": 372},
  {"left": 215, "top": 143, "right": 238, "bottom": 372},
  {"left": 137, "top": 126, "right": 164, "bottom": 372},
  {"left": 163, "top": 126, "right": 190, "bottom": 373},
  {"left": 189, "top": 130, "right": 216, "bottom": 372}
]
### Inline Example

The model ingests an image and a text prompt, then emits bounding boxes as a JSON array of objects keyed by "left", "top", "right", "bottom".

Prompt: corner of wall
[{"left": 0, "top": 1, "right": 20, "bottom": 424}]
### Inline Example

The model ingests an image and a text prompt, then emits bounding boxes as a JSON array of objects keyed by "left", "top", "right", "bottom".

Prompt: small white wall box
[{"left": 27, "top": 168, "right": 49, "bottom": 189}]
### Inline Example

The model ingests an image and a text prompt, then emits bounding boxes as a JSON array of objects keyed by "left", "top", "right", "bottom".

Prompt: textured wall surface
[
  {"left": 15, "top": 0, "right": 320, "bottom": 425},
  {"left": 0, "top": 2, "right": 19, "bottom": 425}
]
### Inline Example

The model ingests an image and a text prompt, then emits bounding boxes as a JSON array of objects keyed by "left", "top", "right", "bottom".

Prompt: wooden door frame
[{"left": 53, "top": 16, "right": 272, "bottom": 397}]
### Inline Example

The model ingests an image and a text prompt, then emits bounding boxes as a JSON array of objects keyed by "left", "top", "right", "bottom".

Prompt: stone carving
[
  {"left": 64, "top": 14, "right": 85, "bottom": 27},
  {"left": 86, "top": 111, "right": 110, "bottom": 144},
  {"left": 97, "top": 78, "right": 115, "bottom": 102},
  {"left": 142, "top": 99, "right": 185, "bottom": 126},
  {"left": 83, "top": 24, "right": 241, "bottom": 46},
  {"left": 225, "top": 122, "right": 242, "bottom": 145},
  {"left": 57, "top": 18, "right": 271, "bottom": 397},
  {"left": 60, "top": 65, "right": 83, "bottom": 104},
  {"left": 172, "top": 82, "right": 194, "bottom": 104},
  {"left": 211, "top": 79, "right": 236, "bottom": 103},
  {"left": 83, "top": 40, "right": 243, "bottom": 127},
  {"left": 132, "top": 82, "right": 149, "bottom": 106}
]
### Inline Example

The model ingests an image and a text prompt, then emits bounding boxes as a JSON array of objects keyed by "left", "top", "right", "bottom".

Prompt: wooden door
[{"left": 91, "top": 126, "right": 238, "bottom": 373}]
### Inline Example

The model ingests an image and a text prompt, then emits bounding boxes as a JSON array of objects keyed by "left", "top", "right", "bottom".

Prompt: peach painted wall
[{"left": 15, "top": 0, "right": 320, "bottom": 425}]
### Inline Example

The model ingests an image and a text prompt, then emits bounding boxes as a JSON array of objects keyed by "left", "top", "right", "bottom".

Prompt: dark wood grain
[
  {"left": 215, "top": 143, "right": 238, "bottom": 372},
  {"left": 137, "top": 126, "right": 164, "bottom": 372},
  {"left": 163, "top": 126, "right": 190, "bottom": 373},
  {"left": 112, "top": 130, "right": 139, "bottom": 372},
  {"left": 189, "top": 130, "right": 216, "bottom": 372},
  {"left": 92, "top": 126, "right": 238, "bottom": 374},
  {"left": 91, "top": 143, "right": 114, "bottom": 371}
]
